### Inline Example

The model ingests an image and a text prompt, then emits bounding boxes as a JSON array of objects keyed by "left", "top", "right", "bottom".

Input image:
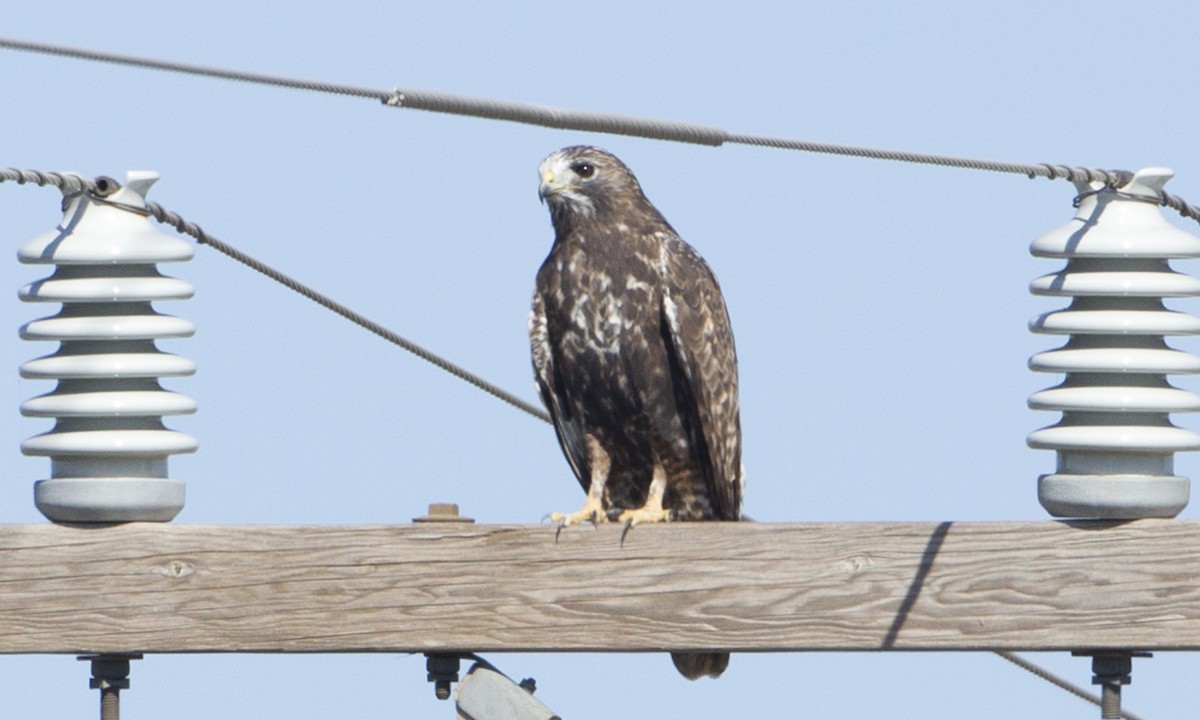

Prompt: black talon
[{"left": 620, "top": 519, "right": 634, "bottom": 546}]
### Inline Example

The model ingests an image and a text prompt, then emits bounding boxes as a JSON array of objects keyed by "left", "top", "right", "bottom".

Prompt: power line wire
[
  {"left": 0, "top": 167, "right": 91, "bottom": 193},
  {"left": 0, "top": 37, "right": 388, "bottom": 101},
  {"left": 2, "top": 35, "right": 1198, "bottom": 226}
]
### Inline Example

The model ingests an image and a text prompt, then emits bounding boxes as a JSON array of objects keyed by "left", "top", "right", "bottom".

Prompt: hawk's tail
[{"left": 671, "top": 651, "right": 730, "bottom": 680}]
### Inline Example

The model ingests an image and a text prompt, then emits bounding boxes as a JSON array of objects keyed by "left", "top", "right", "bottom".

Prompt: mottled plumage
[{"left": 530, "top": 146, "right": 743, "bottom": 679}]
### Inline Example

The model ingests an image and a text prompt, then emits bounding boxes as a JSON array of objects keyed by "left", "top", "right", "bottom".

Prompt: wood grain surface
[{"left": 0, "top": 520, "right": 1195, "bottom": 654}]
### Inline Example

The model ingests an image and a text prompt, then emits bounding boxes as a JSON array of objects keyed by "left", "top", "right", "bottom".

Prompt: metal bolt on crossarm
[
  {"left": 78, "top": 654, "right": 141, "bottom": 720},
  {"left": 426, "top": 654, "right": 462, "bottom": 700},
  {"left": 1072, "top": 651, "right": 1150, "bottom": 720},
  {"left": 415, "top": 503, "right": 475, "bottom": 700},
  {"left": 413, "top": 502, "right": 475, "bottom": 523}
]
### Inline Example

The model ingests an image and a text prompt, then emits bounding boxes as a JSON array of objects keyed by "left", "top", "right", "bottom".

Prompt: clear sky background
[{"left": 2, "top": 2, "right": 1199, "bottom": 718}]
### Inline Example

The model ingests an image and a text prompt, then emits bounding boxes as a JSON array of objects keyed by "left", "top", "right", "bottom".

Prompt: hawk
[{"left": 529, "top": 146, "right": 743, "bottom": 679}]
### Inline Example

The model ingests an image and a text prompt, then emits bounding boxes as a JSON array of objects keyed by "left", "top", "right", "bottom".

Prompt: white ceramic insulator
[
  {"left": 1028, "top": 167, "right": 1200, "bottom": 518},
  {"left": 18, "top": 171, "right": 196, "bottom": 522}
]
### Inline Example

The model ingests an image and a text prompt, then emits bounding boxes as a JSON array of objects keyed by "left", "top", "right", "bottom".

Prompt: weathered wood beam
[{"left": 0, "top": 520, "right": 1197, "bottom": 654}]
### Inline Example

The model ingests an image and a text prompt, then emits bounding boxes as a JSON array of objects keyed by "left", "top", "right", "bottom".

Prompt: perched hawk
[{"left": 530, "top": 146, "right": 743, "bottom": 680}]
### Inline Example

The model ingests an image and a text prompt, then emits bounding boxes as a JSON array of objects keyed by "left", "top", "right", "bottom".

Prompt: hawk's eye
[{"left": 571, "top": 162, "right": 596, "bottom": 179}]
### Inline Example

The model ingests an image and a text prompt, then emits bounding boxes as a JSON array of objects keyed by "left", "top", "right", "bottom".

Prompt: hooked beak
[{"left": 538, "top": 169, "right": 557, "bottom": 203}]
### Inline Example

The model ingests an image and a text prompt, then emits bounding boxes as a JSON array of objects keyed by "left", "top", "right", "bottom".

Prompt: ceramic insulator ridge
[
  {"left": 19, "top": 171, "right": 196, "bottom": 522},
  {"left": 1028, "top": 167, "right": 1200, "bottom": 518}
]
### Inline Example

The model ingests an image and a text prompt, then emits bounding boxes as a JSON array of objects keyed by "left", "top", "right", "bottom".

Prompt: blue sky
[{"left": 3, "top": 2, "right": 1199, "bottom": 717}]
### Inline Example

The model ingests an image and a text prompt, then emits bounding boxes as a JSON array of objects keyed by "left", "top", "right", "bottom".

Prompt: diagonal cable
[
  {"left": 150, "top": 204, "right": 554, "bottom": 424},
  {"left": 2, "top": 35, "right": 1198, "bottom": 224},
  {"left": 995, "top": 651, "right": 1146, "bottom": 720},
  {"left": 0, "top": 168, "right": 551, "bottom": 424}
]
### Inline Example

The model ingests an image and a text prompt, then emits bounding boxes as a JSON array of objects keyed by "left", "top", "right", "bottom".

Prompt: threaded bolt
[
  {"left": 79, "top": 654, "right": 141, "bottom": 720},
  {"left": 1099, "top": 682, "right": 1121, "bottom": 720}
]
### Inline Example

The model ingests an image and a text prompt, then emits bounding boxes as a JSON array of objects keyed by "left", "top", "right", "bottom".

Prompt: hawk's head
[{"left": 538, "top": 146, "right": 646, "bottom": 220}]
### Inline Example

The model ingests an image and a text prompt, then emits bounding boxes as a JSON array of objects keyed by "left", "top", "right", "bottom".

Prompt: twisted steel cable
[{"left": 2, "top": 36, "right": 1197, "bottom": 224}]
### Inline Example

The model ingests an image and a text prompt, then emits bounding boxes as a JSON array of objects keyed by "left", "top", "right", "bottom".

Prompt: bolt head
[{"left": 413, "top": 503, "right": 475, "bottom": 523}]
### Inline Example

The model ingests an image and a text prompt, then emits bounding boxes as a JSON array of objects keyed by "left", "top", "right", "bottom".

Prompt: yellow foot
[
  {"left": 548, "top": 497, "right": 607, "bottom": 541},
  {"left": 549, "top": 507, "right": 606, "bottom": 527},
  {"left": 616, "top": 506, "right": 672, "bottom": 526},
  {"left": 617, "top": 506, "right": 672, "bottom": 545}
]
